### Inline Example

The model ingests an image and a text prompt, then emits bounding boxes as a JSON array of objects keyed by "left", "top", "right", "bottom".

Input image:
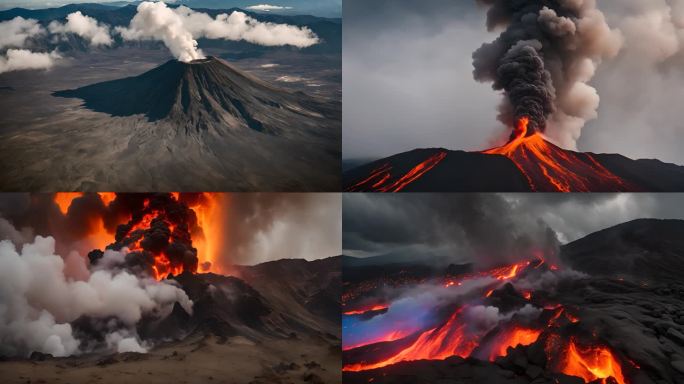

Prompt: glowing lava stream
[
  {"left": 343, "top": 304, "right": 390, "bottom": 316},
  {"left": 343, "top": 308, "right": 479, "bottom": 372},
  {"left": 483, "top": 117, "right": 631, "bottom": 192},
  {"left": 346, "top": 152, "right": 447, "bottom": 192},
  {"left": 559, "top": 339, "right": 626, "bottom": 384},
  {"left": 489, "top": 327, "right": 542, "bottom": 361}
]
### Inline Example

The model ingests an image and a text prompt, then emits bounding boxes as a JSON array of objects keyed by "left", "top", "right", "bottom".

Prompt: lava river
[
  {"left": 342, "top": 258, "right": 631, "bottom": 384},
  {"left": 483, "top": 117, "right": 634, "bottom": 192}
]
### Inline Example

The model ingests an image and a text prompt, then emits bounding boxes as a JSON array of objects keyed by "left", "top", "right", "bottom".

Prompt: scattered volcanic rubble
[{"left": 342, "top": 219, "right": 684, "bottom": 384}]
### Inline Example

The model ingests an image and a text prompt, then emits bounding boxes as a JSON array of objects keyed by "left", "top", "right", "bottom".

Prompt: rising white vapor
[
  {"left": 0, "top": 236, "right": 192, "bottom": 357},
  {"left": 115, "top": 1, "right": 203, "bottom": 62},
  {"left": 48, "top": 11, "right": 113, "bottom": 47},
  {"left": 0, "top": 16, "right": 45, "bottom": 49},
  {"left": 116, "top": 1, "right": 319, "bottom": 62},
  {"left": 0, "top": 49, "right": 61, "bottom": 74}
]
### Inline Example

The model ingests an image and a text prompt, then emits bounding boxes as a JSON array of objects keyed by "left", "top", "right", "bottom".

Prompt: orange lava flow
[
  {"left": 343, "top": 330, "right": 412, "bottom": 351},
  {"left": 344, "top": 304, "right": 389, "bottom": 316},
  {"left": 560, "top": 339, "right": 626, "bottom": 384},
  {"left": 483, "top": 117, "right": 632, "bottom": 192},
  {"left": 54, "top": 192, "right": 84, "bottom": 214},
  {"left": 489, "top": 327, "right": 542, "bottom": 361},
  {"left": 187, "top": 193, "right": 223, "bottom": 274},
  {"left": 346, "top": 152, "right": 447, "bottom": 192},
  {"left": 343, "top": 309, "right": 478, "bottom": 372}
]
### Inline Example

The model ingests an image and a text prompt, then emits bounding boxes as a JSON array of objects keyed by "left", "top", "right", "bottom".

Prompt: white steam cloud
[
  {"left": 0, "top": 16, "right": 45, "bottom": 49},
  {"left": 0, "top": 49, "right": 61, "bottom": 74},
  {"left": 48, "top": 11, "right": 113, "bottom": 47},
  {"left": 116, "top": 1, "right": 319, "bottom": 62},
  {"left": 0, "top": 236, "right": 192, "bottom": 357}
]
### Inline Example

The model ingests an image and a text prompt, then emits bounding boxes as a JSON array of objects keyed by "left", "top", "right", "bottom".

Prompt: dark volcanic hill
[
  {"left": 29, "top": 56, "right": 342, "bottom": 191},
  {"left": 561, "top": 219, "right": 684, "bottom": 281},
  {"left": 141, "top": 256, "right": 342, "bottom": 342},
  {"left": 344, "top": 141, "right": 684, "bottom": 192},
  {"left": 55, "top": 56, "right": 338, "bottom": 133}
]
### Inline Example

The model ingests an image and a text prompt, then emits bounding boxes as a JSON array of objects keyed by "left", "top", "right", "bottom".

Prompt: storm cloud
[{"left": 343, "top": 193, "right": 684, "bottom": 266}]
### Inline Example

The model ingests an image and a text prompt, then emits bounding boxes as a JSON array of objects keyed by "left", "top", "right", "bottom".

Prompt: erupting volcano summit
[{"left": 344, "top": 117, "right": 684, "bottom": 192}]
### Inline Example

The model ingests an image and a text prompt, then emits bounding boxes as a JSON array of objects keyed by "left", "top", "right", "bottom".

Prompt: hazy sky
[
  {"left": 343, "top": 193, "right": 684, "bottom": 265},
  {"left": 343, "top": 0, "right": 684, "bottom": 165}
]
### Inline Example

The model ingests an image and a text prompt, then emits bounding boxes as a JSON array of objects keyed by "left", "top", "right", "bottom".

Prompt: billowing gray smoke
[{"left": 473, "top": 0, "right": 622, "bottom": 145}]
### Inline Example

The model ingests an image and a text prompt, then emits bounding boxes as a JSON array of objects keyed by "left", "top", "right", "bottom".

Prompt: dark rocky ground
[{"left": 343, "top": 220, "right": 684, "bottom": 384}]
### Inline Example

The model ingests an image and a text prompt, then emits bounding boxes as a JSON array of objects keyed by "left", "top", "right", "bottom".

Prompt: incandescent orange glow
[
  {"left": 53, "top": 193, "right": 112, "bottom": 250},
  {"left": 54, "top": 192, "right": 84, "bottom": 214},
  {"left": 343, "top": 330, "right": 411, "bottom": 351},
  {"left": 97, "top": 192, "right": 116, "bottom": 206},
  {"left": 188, "top": 193, "right": 224, "bottom": 274},
  {"left": 345, "top": 152, "right": 447, "bottom": 192},
  {"left": 344, "top": 304, "right": 389, "bottom": 316},
  {"left": 489, "top": 327, "right": 542, "bottom": 361},
  {"left": 560, "top": 339, "right": 626, "bottom": 384},
  {"left": 483, "top": 117, "right": 632, "bottom": 192},
  {"left": 343, "top": 309, "right": 478, "bottom": 372}
]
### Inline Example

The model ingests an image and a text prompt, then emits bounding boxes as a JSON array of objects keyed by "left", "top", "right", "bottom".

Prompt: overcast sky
[
  {"left": 343, "top": 193, "right": 684, "bottom": 266},
  {"left": 343, "top": 0, "right": 684, "bottom": 165}
]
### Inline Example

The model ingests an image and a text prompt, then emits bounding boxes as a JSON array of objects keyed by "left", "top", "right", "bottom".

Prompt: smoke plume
[
  {"left": 48, "top": 11, "right": 113, "bottom": 47},
  {"left": 473, "top": 0, "right": 622, "bottom": 146},
  {"left": 0, "top": 236, "right": 192, "bottom": 357},
  {"left": 116, "top": 1, "right": 319, "bottom": 62}
]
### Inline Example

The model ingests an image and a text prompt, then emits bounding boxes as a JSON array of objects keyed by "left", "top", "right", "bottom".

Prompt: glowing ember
[
  {"left": 559, "top": 339, "right": 626, "bottom": 384},
  {"left": 484, "top": 117, "right": 633, "bottom": 192},
  {"left": 346, "top": 152, "right": 447, "bottom": 192},
  {"left": 489, "top": 327, "right": 542, "bottom": 361}
]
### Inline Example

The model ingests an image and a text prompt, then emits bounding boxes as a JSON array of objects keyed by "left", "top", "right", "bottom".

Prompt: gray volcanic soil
[{"left": 0, "top": 48, "right": 341, "bottom": 191}]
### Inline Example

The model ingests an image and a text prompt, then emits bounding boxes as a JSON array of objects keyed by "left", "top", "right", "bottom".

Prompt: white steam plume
[
  {"left": 116, "top": 1, "right": 319, "bottom": 62},
  {"left": 0, "top": 16, "right": 45, "bottom": 49},
  {"left": 115, "top": 1, "right": 203, "bottom": 62},
  {"left": 48, "top": 11, "right": 113, "bottom": 47},
  {"left": 0, "top": 49, "right": 61, "bottom": 74},
  {"left": 0, "top": 236, "right": 192, "bottom": 357}
]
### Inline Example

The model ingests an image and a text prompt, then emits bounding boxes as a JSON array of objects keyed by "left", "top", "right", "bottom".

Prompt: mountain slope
[
  {"left": 55, "top": 56, "right": 337, "bottom": 134},
  {"left": 561, "top": 219, "right": 684, "bottom": 280},
  {"left": 344, "top": 141, "right": 684, "bottom": 192}
]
